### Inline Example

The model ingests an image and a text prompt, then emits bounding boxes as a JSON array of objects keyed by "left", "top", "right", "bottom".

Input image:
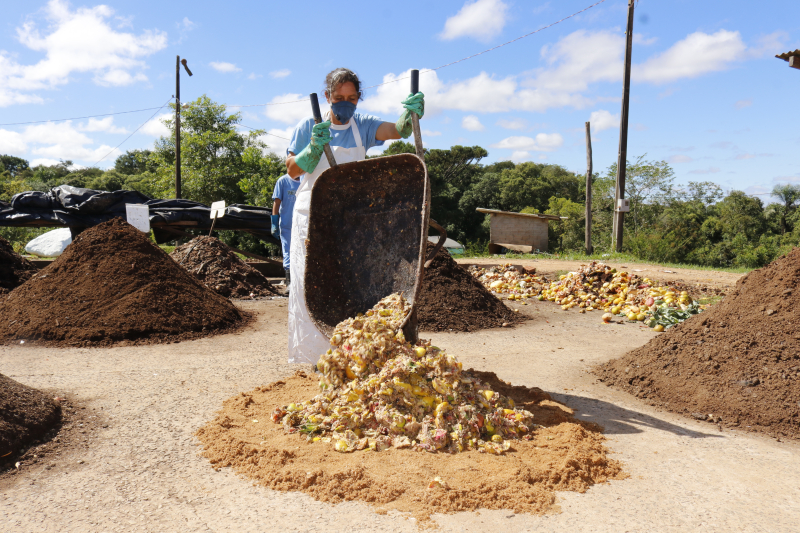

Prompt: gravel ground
[{"left": 2, "top": 291, "right": 799, "bottom": 532}]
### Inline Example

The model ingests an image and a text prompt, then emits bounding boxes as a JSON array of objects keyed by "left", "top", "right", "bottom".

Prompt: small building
[
  {"left": 776, "top": 49, "right": 800, "bottom": 69},
  {"left": 476, "top": 208, "right": 563, "bottom": 254}
]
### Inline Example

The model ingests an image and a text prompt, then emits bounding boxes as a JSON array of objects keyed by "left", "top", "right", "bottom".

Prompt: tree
[
  {"left": 147, "top": 95, "right": 284, "bottom": 207},
  {"left": 114, "top": 149, "right": 156, "bottom": 175},
  {"left": 771, "top": 183, "right": 800, "bottom": 235},
  {"left": 499, "top": 162, "right": 583, "bottom": 214},
  {"left": 605, "top": 156, "right": 675, "bottom": 238},
  {"left": 0, "top": 155, "right": 30, "bottom": 177}
]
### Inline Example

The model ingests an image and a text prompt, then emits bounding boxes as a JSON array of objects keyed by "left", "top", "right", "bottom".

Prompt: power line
[
  {"left": 88, "top": 99, "right": 173, "bottom": 168},
  {"left": 1, "top": 0, "right": 608, "bottom": 127},
  {"left": 239, "top": 124, "right": 290, "bottom": 140}
]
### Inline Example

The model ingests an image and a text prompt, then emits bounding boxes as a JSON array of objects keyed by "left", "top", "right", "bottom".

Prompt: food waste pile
[
  {"left": 0, "top": 218, "right": 244, "bottom": 347},
  {"left": 197, "top": 295, "right": 624, "bottom": 521},
  {"left": 170, "top": 236, "right": 279, "bottom": 299},
  {"left": 598, "top": 247, "right": 800, "bottom": 439},
  {"left": 0, "top": 236, "right": 38, "bottom": 295},
  {"left": 417, "top": 243, "right": 522, "bottom": 332},
  {"left": 273, "top": 294, "right": 536, "bottom": 454},
  {"left": 471, "top": 261, "right": 716, "bottom": 331}
]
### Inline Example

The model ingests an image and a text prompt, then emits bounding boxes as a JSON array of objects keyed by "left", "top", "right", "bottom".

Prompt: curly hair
[{"left": 324, "top": 68, "right": 363, "bottom": 100}]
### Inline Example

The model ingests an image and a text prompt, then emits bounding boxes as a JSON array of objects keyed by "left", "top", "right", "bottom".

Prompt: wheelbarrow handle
[
  {"left": 309, "top": 93, "right": 337, "bottom": 168},
  {"left": 425, "top": 218, "right": 447, "bottom": 268},
  {"left": 410, "top": 70, "right": 424, "bottom": 160}
]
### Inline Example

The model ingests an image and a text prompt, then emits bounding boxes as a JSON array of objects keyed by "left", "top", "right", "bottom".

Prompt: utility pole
[
  {"left": 613, "top": 0, "right": 635, "bottom": 252},
  {"left": 585, "top": 121, "right": 593, "bottom": 255},
  {"left": 175, "top": 56, "right": 193, "bottom": 199}
]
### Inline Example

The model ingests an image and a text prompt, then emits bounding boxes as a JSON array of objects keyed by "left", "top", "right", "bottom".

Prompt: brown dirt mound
[
  {"left": 0, "top": 237, "right": 38, "bottom": 295},
  {"left": 418, "top": 244, "right": 524, "bottom": 332},
  {"left": 0, "top": 218, "right": 245, "bottom": 347},
  {"left": 196, "top": 370, "right": 625, "bottom": 523},
  {"left": 597, "top": 246, "right": 800, "bottom": 439},
  {"left": 170, "top": 236, "right": 279, "bottom": 298},
  {"left": 1, "top": 373, "right": 61, "bottom": 457}
]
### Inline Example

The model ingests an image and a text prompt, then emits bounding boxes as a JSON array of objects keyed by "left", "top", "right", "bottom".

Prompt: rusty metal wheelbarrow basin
[{"left": 304, "top": 153, "right": 437, "bottom": 337}]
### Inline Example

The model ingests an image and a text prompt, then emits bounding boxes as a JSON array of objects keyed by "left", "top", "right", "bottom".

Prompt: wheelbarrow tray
[{"left": 304, "top": 153, "right": 430, "bottom": 337}]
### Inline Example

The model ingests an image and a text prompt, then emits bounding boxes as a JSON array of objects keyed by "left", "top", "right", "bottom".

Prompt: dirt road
[{"left": 2, "top": 284, "right": 798, "bottom": 532}]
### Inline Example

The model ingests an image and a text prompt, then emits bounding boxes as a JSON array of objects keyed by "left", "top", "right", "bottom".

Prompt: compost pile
[
  {"left": 417, "top": 244, "right": 522, "bottom": 332},
  {"left": 170, "top": 236, "right": 279, "bottom": 298},
  {"left": 0, "top": 218, "right": 244, "bottom": 347},
  {"left": 273, "top": 294, "right": 538, "bottom": 454},
  {"left": 470, "top": 263, "right": 548, "bottom": 303},
  {"left": 197, "top": 294, "right": 625, "bottom": 521},
  {"left": 598, "top": 247, "right": 800, "bottom": 439},
  {"left": 1, "top": 373, "right": 61, "bottom": 458},
  {"left": 0, "top": 236, "right": 38, "bottom": 295}
]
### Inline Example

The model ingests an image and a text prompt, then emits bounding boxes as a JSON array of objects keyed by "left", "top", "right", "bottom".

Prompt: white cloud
[
  {"left": 270, "top": 69, "right": 291, "bottom": 79},
  {"left": 0, "top": 0, "right": 167, "bottom": 106},
  {"left": 511, "top": 151, "right": 530, "bottom": 163},
  {"left": 440, "top": 0, "right": 509, "bottom": 43},
  {"left": 247, "top": 73, "right": 262, "bottom": 80},
  {"left": 589, "top": 110, "right": 619, "bottom": 132},
  {"left": 209, "top": 61, "right": 241, "bottom": 73},
  {"left": 77, "top": 117, "right": 128, "bottom": 134},
  {"left": 461, "top": 115, "right": 484, "bottom": 131},
  {"left": 421, "top": 130, "right": 442, "bottom": 137},
  {"left": 491, "top": 133, "right": 563, "bottom": 152},
  {"left": 668, "top": 155, "right": 694, "bottom": 164},
  {"left": 497, "top": 118, "right": 527, "bottom": 130},
  {"left": 0, "top": 121, "right": 119, "bottom": 164},
  {"left": 264, "top": 93, "right": 317, "bottom": 125},
  {"left": 139, "top": 113, "right": 172, "bottom": 137},
  {"left": 735, "top": 99, "right": 752, "bottom": 109},
  {"left": 29, "top": 158, "right": 63, "bottom": 167},
  {"left": 258, "top": 126, "right": 295, "bottom": 157},
  {"left": 635, "top": 30, "right": 746, "bottom": 84}
]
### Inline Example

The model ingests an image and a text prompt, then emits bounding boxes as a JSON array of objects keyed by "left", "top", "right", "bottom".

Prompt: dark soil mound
[
  {"left": 0, "top": 218, "right": 244, "bottom": 347},
  {"left": 1, "top": 374, "right": 61, "bottom": 456},
  {"left": 597, "top": 247, "right": 800, "bottom": 439},
  {"left": 0, "top": 237, "right": 38, "bottom": 295},
  {"left": 417, "top": 243, "right": 523, "bottom": 332},
  {"left": 170, "top": 236, "right": 279, "bottom": 298}
]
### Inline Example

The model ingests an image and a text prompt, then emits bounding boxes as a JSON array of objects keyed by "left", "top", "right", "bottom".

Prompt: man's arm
[
  {"left": 272, "top": 198, "right": 281, "bottom": 215},
  {"left": 285, "top": 153, "right": 304, "bottom": 178}
]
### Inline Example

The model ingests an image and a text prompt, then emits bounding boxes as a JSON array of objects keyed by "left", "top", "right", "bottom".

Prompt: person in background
[
  {"left": 271, "top": 173, "right": 301, "bottom": 286},
  {"left": 284, "top": 67, "right": 424, "bottom": 364}
]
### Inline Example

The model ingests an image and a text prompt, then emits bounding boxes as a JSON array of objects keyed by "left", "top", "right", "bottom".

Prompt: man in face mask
[{"left": 283, "top": 67, "right": 425, "bottom": 365}]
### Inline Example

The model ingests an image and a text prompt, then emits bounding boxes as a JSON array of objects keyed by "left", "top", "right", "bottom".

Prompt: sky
[{"left": 0, "top": 0, "right": 798, "bottom": 201}]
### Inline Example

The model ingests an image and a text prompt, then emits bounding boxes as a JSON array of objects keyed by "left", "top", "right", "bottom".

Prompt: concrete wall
[{"left": 488, "top": 213, "right": 549, "bottom": 252}]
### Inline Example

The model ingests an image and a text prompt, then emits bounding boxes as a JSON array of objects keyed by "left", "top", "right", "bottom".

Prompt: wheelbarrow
[{"left": 304, "top": 70, "right": 446, "bottom": 343}]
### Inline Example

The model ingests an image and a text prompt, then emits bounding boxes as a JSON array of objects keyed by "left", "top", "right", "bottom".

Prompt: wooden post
[
  {"left": 175, "top": 55, "right": 182, "bottom": 199},
  {"left": 585, "top": 121, "right": 593, "bottom": 255},
  {"left": 613, "top": 0, "right": 635, "bottom": 252}
]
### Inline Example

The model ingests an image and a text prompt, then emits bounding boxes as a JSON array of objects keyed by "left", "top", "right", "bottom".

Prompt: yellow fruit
[
  {"left": 602, "top": 313, "right": 613, "bottom": 323},
  {"left": 654, "top": 324, "right": 665, "bottom": 332},
  {"left": 636, "top": 313, "right": 646, "bottom": 321},
  {"left": 414, "top": 346, "right": 427, "bottom": 357},
  {"left": 483, "top": 390, "right": 495, "bottom": 401}
]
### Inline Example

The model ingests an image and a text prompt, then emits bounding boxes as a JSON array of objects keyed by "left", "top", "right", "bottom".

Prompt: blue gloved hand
[
  {"left": 271, "top": 214, "right": 280, "bottom": 240},
  {"left": 294, "top": 120, "right": 332, "bottom": 174},
  {"left": 395, "top": 92, "right": 425, "bottom": 139}
]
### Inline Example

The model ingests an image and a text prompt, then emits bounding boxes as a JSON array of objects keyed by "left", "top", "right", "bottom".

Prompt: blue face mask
[{"left": 331, "top": 101, "right": 356, "bottom": 124}]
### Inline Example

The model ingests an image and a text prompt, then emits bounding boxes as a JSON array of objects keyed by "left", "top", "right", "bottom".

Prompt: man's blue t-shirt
[
  {"left": 287, "top": 112, "right": 386, "bottom": 156},
  {"left": 272, "top": 174, "right": 301, "bottom": 228}
]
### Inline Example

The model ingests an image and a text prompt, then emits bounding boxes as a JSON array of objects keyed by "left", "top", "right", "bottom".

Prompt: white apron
[{"left": 288, "top": 116, "right": 366, "bottom": 364}]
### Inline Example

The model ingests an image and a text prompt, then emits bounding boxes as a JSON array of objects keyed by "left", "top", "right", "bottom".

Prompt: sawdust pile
[
  {"left": 1, "top": 373, "right": 61, "bottom": 458},
  {"left": 0, "top": 218, "right": 245, "bottom": 347},
  {"left": 598, "top": 247, "right": 800, "bottom": 439},
  {"left": 0, "top": 236, "right": 38, "bottom": 295},
  {"left": 417, "top": 243, "right": 523, "bottom": 332},
  {"left": 170, "top": 236, "right": 279, "bottom": 298},
  {"left": 197, "top": 371, "right": 624, "bottom": 521}
]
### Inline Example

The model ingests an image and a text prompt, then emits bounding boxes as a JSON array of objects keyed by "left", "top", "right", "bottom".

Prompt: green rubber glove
[
  {"left": 294, "top": 120, "right": 332, "bottom": 173},
  {"left": 395, "top": 92, "right": 425, "bottom": 139}
]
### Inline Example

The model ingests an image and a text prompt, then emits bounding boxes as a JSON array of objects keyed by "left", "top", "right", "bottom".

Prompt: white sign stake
[
  {"left": 125, "top": 204, "right": 150, "bottom": 233},
  {"left": 209, "top": 200, "right": 226, "bottom": 236}
]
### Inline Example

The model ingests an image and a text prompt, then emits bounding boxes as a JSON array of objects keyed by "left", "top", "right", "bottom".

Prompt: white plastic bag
[{"left": 25, "top": 228, "right": 72, "bottom": 257}]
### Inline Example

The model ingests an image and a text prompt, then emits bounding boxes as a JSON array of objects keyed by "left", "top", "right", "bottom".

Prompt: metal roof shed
[{"left": 776, "top": 49, "right": 800, "bottom": 69}]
